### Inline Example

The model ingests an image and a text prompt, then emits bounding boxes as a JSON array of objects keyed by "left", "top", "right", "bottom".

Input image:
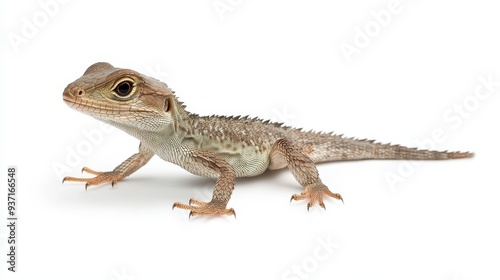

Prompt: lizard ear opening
[{"left": 163, "top": 97, "right": 170, "bottom": 112}]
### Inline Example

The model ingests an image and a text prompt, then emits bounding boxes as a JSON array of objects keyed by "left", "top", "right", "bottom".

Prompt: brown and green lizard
[{"left": 62, "top": 62, "right": 473, "bottom": 217}]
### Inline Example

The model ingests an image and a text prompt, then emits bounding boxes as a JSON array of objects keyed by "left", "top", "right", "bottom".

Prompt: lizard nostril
[{"left": 63, "top": 85, "right": 85, "bottom": 99}]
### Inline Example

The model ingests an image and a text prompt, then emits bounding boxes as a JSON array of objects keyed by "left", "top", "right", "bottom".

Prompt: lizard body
[{"left": 62, "top": 62, "right": 472, "bottom": 217}]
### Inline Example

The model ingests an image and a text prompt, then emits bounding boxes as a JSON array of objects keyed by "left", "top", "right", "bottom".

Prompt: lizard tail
[
  {"left": 300, "top": 134, "right": 473, "bottom": 162},
  {"left": 353, "top": 142, "right": 474, "bottom": 160}
]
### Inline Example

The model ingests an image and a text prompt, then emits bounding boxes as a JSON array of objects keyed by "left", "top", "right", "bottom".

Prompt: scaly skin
[{"left": 62, "top": 62, "right": 473, "bottom": 217}]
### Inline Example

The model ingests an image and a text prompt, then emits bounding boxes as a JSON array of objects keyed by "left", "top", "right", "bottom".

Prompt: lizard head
[{"left": 63, "top": 62, "right": 184, "bottom": 132}]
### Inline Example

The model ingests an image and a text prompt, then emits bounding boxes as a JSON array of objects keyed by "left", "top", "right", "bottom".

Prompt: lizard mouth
[
  {"left": 63, "top": 95, "right": 77, "bottom": 105},
  {"left": 63, "top": 95, "right": 94, "bottom": 110},
  {"left": 63, "top": 95, "right": 154, "bottom": 115}
]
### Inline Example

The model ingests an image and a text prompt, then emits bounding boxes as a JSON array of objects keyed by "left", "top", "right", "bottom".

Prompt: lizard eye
[{"left": 114, "top": 81, "right": 133, "bottom": 97}]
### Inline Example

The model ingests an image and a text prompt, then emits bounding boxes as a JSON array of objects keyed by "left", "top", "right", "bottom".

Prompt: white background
[{"left": 1, "top": 1, "right": 500, "bottom": 279}]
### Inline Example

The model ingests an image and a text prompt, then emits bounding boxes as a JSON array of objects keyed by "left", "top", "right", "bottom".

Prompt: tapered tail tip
[{"left": 448, "top": 152, "right": 474, "bottom": 159}]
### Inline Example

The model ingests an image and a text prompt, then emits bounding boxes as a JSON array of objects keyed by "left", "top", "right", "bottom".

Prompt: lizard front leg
[
  {"left": 63, "top": 143, "right": 154, "bottom": 189},
  {"left": 269, "top": 138, "right": 343, "bottom": 210},
  {"left": 172, "top": 149, "right": 236, "bottom": 218}
]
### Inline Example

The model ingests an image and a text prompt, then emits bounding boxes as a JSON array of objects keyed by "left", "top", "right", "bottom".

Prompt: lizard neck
[{"left": 97, "top": 97, "right": 195, "bottom": 159}]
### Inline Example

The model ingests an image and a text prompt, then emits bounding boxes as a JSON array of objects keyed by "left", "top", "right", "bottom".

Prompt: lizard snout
[{"left": 63, "top": 83, "right": 86, "bottom": 103}]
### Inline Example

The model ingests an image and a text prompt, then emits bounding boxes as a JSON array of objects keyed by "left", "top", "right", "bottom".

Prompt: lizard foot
[
  {"left": 62, "top": 167, "right": 124, "bottom": 189},
  {"left": 290, "top": 182, "right": 343, "bottom": 211},
  {"left": 172, "top": 199, "right": 236, "bottom": 218}
]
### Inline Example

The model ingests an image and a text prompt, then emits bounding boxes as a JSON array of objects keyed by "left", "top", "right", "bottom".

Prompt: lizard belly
[
  {"left": 144, "top": 133, "right": 270, "bottom": 178},
  {"left": 220, "top": 144, "right": 270, "bottom": 177},
  {"left": 182, "top": 137, "right": 270, "bottom": 178}
]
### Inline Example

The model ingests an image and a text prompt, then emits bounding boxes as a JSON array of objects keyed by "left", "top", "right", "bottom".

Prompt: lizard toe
[
  {"left": 173, "top": 199, "right": 236, "bottom": 218},
  {"left": 63, "top": 170, "right": 124, "bottom": 189},
  {"left": 291, "top": 182, "right": 342, "bottom": 211}
]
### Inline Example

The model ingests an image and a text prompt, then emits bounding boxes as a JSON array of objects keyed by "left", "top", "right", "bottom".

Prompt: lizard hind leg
[{"left": 270, "top": 138, "right": 343, "bottom": 210}]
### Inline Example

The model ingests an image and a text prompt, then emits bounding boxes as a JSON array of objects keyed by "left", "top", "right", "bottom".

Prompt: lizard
[{"left": 62, "top": 62, "right": 473, "bottom": 218}]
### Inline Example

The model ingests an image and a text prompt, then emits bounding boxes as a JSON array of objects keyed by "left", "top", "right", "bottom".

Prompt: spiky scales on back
[{"left": 181, "top": 111, "right": 472, "bottom": 164}]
